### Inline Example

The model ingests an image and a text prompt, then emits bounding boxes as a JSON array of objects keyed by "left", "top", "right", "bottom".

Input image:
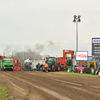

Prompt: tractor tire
[
  {"left": 51, "top": 65, "right": 56, "bottom": 72},
  {"left": 42, "top": 68, "right": 45, "bottom": 72},
  {"left": 56, "top": 63, "right": 60, "bottom": 71}
]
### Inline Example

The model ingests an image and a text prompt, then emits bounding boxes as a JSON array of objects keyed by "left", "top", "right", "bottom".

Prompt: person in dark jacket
[
  {"left": 25, "top": 63, "right": 28, "bottom": 70},
  {"left": 92, "top": 63, "right": 94, "bottom": 68},
  {"left": 28, "top": 64, "right": 32, "bottom": 71},
  {"left": 90, "top": 62, "right": 94, "bottom": 68},
  {"left": 90, "top": 62, "right": 92, "bottom": 68}
]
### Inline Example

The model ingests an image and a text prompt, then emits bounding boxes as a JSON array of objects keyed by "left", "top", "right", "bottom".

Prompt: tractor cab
[{"left": 47, "top": 57, "right": 56, "bottom": 64}]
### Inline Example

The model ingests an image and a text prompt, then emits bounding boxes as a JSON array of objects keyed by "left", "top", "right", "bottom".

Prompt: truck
[{"left": 1, "top": 58, "right": 14, "bottom": 71}]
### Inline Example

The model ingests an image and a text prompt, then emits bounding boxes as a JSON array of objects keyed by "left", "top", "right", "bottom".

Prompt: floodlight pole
[
  {"left": 76, "top": 21, "right": 78, "bottom": 52},
  {"left": 73, "top": 15, "right": 81, "bottom": 66}
]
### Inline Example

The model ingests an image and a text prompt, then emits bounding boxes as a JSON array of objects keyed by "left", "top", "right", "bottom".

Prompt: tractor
[{"left": 42, "top": 57, "right": 60, "bottom": 72}]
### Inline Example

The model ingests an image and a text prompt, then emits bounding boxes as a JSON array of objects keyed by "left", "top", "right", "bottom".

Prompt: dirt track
[{"left": 0, "top": 71, "right": 100, "bottom": 100}]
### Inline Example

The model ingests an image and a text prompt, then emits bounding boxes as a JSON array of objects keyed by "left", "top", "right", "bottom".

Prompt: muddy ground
[{"left": 0, "top": 71, "right": 100, "bottom": 100}]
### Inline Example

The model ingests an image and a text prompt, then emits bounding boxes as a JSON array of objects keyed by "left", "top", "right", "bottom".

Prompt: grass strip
[
  {"left": 59, "top": 71, "right": 100, "bottom": 77},
  {"left": 0, "top": 79, "right": 11, "bottom": 100}
]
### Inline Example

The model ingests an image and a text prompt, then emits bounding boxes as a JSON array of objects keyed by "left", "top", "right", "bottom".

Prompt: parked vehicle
[
  {"left": 42, "top": 57, "right": 60, "bottom": 72},
  {"left": 13, "top": 59, "right": 21, "bottom": 71},
  {"left": 1, "top": 58, "right": 14, "bottom": 71},
  {"left": 22, "top": 59, "right": 32, "bottom": 71},
  {"left": 31, "top": 60, "right": 46, "bottom": 71}
]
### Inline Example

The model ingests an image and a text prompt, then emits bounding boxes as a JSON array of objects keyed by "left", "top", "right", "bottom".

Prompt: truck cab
[{"left": 1, "top": 58, "right": 14, "bottom": 71}]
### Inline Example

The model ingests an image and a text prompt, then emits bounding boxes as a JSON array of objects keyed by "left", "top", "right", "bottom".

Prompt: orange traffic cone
[
  {"left": 67, "top": 69, "right": 69, "bottom": 72},
  {"left": 46, "top": 70, "right": 48, "bottom": 73},
  {"left": 80, "top": 69, "right": 83, "bottom": 74}
]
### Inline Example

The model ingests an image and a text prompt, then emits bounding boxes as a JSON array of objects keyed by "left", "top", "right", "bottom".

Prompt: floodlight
[
  {"left": 77, "top": 19, "right": 81, "bottom": 22},
  {"left": 78, "top": 15, "right": 81, "bottom": 18},
  {"left": 73, "top": 15, "right": 77, "bottom": 18},
  {"left": 73, "top": 19, "right": 76, "bottom": 22}
]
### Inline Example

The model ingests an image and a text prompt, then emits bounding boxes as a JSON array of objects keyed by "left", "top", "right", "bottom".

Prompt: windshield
[
  {"left": 48, "top": 58, "right": 56, "bottom": 62},
  {"left": 4, "top": 60, "right": 13, "bottom": 63}
]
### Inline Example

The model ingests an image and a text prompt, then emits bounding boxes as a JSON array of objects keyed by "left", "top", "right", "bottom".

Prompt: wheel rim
[{"left": 58, "top": 65, "right": 60, "bottom": 71}]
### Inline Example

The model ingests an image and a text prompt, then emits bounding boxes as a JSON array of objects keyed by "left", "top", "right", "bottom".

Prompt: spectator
[
  {"left": 25, "top": 63, "right": 28, "bottom": 70},
  {"left": 92, "top": 63, "right": 94, "bottom": 68},
  {"left": 84, "top": 63, "right": 87, "bottom": 67},
  {"left": 90, "top": 62, "right": 92, "bottom": 68},
  {"left": 28, "top": 64, "right": 32, "bottom": 71}
]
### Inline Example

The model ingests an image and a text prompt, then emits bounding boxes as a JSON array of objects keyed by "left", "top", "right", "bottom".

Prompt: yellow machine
[{"left": 87, "top": 61, "right": 97, "bottom": 68}]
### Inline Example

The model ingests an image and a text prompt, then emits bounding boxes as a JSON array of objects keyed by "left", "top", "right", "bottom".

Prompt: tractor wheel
[
  {"left": 56, "top": 62, "right": 60, "bottom": 71},
  {"left": 43, "top": 69, "right": 45, "bottom": 72},
  {"left": 51, "top": 65, "right": 56, "bottom": 72},
  {"left": 57, "top": 64, "right": 60, "bottom": 71}
]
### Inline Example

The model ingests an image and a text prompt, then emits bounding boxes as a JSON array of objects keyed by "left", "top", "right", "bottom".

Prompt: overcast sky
[{"left": 0, "top": 0, "right": 100, "bottom": 56}]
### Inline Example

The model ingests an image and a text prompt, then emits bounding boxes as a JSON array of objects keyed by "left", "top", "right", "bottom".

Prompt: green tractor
[{"left": 42, "top": 57, "right": 60, "bottom": 72}]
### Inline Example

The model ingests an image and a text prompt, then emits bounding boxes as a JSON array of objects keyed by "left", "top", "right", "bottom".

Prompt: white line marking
[{"left": 4, "top": 72, "right": 71, "bottom": 100}]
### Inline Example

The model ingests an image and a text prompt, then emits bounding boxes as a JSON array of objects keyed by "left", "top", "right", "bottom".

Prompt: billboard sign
[
  {"left": 92, "top": 38, "right": 100, "bottom": 57},
  {"left": 76, "top": 51, "right": 88, "bottom": 60}
]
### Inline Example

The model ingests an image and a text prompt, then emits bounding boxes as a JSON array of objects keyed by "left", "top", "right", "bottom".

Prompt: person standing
[
  {"left": 25, "top": 63, "right": 28, "bottom": 71},
  {"left": 90, "top": 62, "right": 92, "bottom": 68}
]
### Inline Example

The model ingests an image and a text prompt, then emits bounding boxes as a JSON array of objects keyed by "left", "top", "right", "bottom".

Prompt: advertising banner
[
  {"left": 92, "top": 38, "right": 100, "bottom": 57},
  {"left": 76, "top": 51, "right": 88, "bottom": 60}
]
